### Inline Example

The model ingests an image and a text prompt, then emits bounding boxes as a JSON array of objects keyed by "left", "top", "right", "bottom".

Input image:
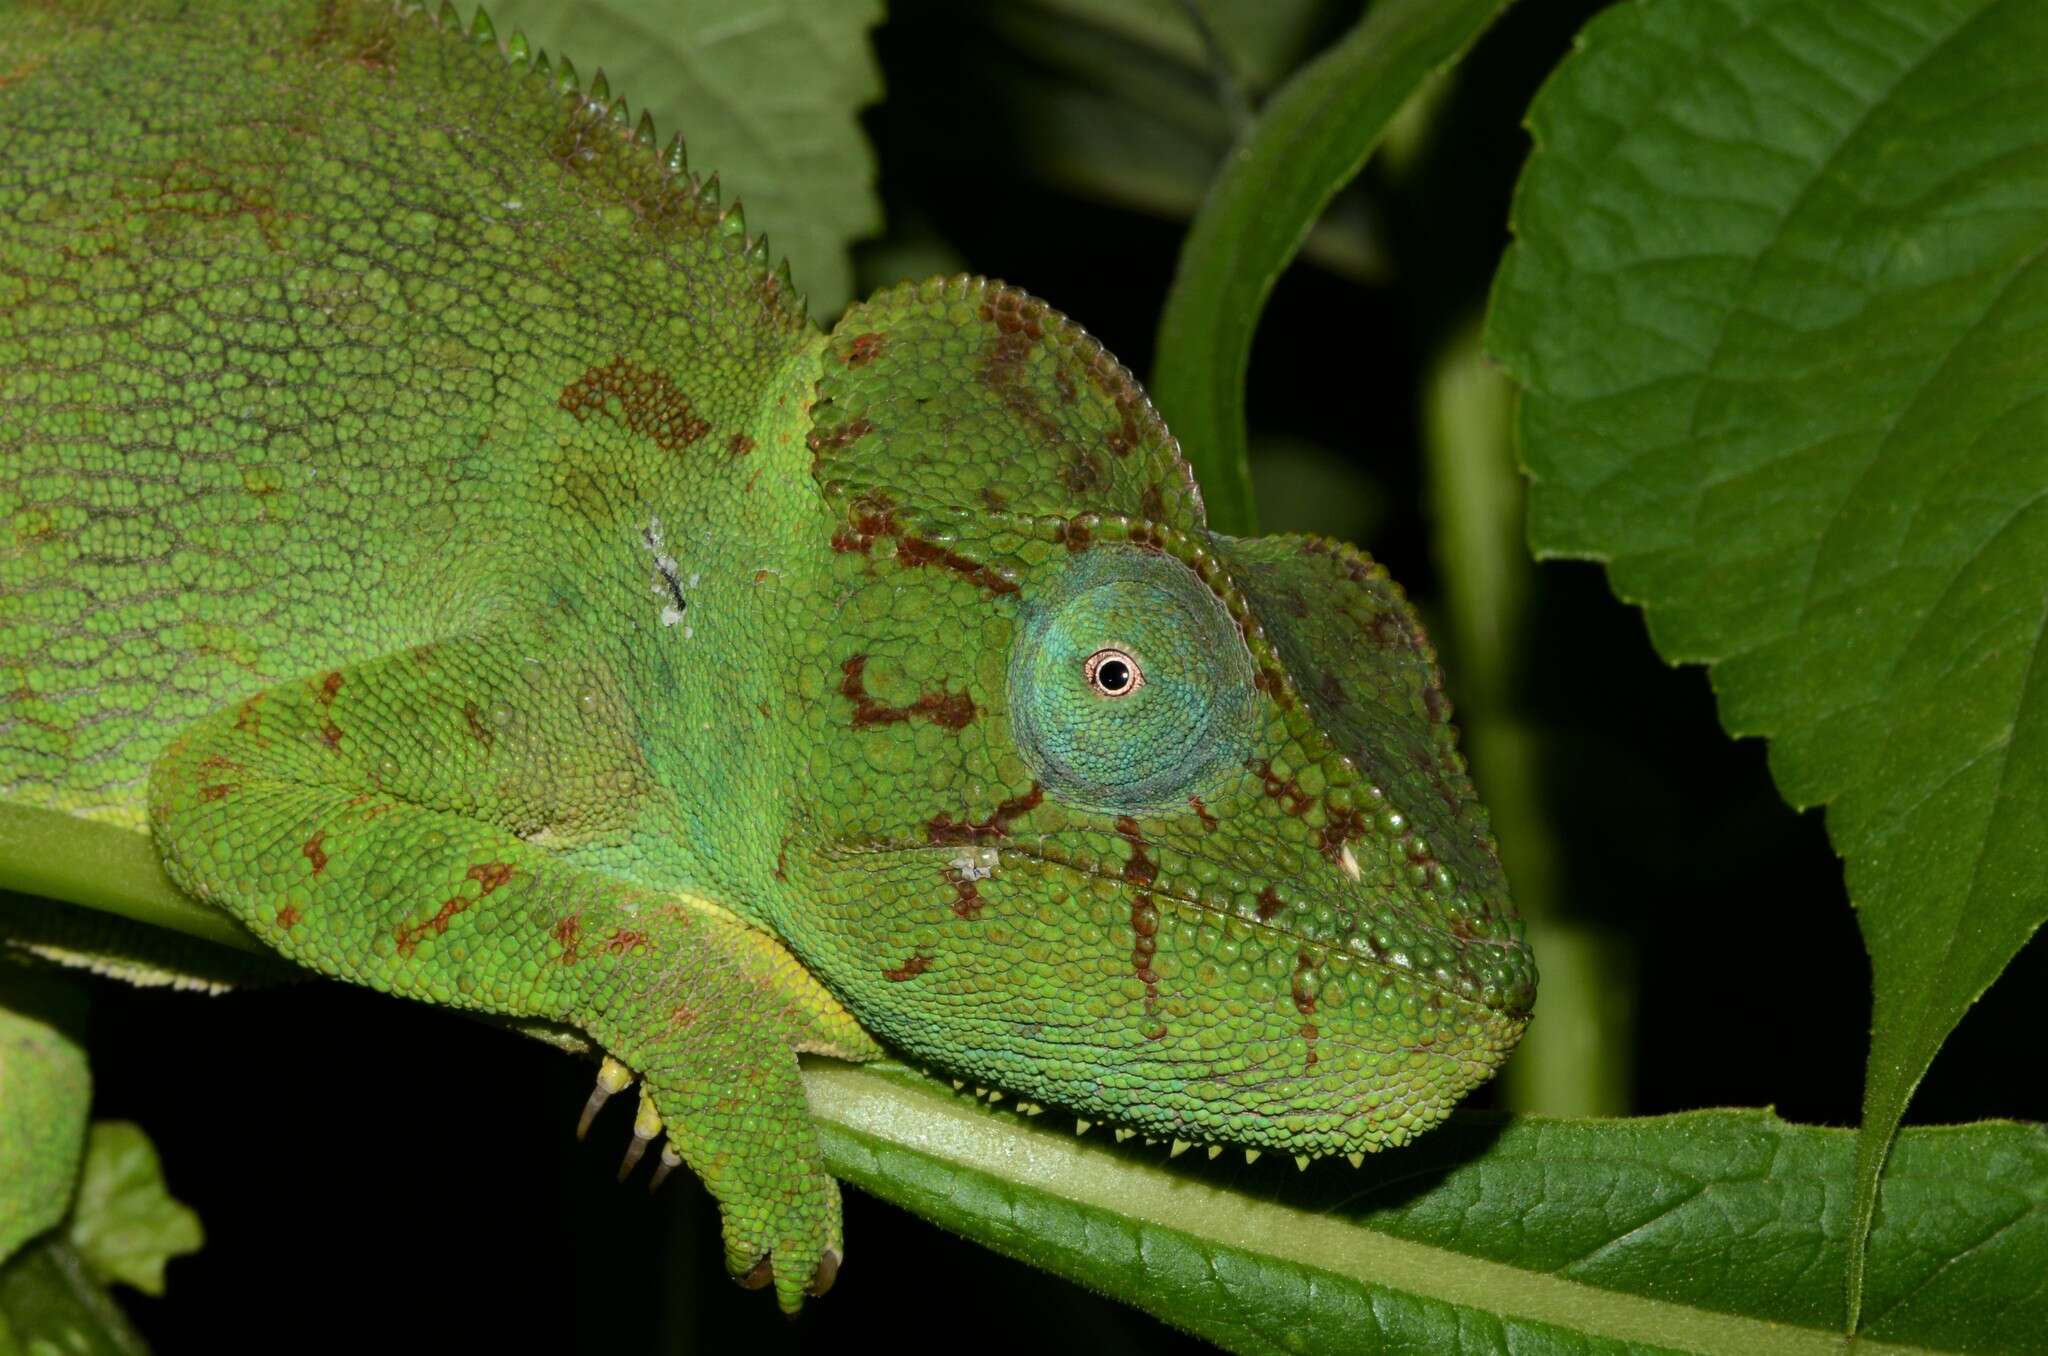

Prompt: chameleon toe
[
  {"left": 576, "top": 1056, "right": 634, "bottom": 1141},
  {"left": 615, "top": 1091, "right": 663, "bottom": 1182},
  {"left": 648, "top": 1144, "right": 683, "bottom": 1192}
]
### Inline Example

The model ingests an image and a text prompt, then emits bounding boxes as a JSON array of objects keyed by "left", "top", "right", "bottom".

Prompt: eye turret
[{"left": 1008, "top": 548, "right": 1255, "bottom": 813}]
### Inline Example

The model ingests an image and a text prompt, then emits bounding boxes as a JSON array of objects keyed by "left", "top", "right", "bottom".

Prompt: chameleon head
[{"left": 781, "top": 275, "right": 1534, "bottom": 1159}]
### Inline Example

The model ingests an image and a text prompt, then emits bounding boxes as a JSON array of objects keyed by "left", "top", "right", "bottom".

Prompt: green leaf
[
  {"left": 979, "top": 6, "right": 1389, "bottom": 283},
  {"left": 815, "top": 1065, "right": 2048, "bottom": 1355},
  {"left": 0, "top": 965, "right": 89, "bottom": 1267},
  {"left": 484, "top": 0, "right": 884, "bottom": 319},
  {"left": 0, "top": 1239, "right": 149, "bottom": 1356},
  {"left": 1151, "top": 0, "right": 1512, "bottom": 535},
  {"left": 65, "top": 1124, "right": 201, "bottom": 1298},
  {"left": 1486, "top": 0, "right": 2048, "bottom": 1329}
]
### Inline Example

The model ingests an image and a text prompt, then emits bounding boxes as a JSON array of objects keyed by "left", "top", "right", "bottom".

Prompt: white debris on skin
[
  {"left": 952, "top": 846, "right": 1001, "bottom": 881},
  {"left": 643, "top": 514, "right": 688, "bottom": 630},
  {"left": 1338, "top": 842, "right": 1361, "bottom": 882}
]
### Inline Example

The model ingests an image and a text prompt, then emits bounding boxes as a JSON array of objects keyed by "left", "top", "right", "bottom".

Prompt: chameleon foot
[
  {"left": 648, "top": 1144, "right": 682, "bottom": 1193},
  {"left": 577, "top": 1056, "right": 634, "bottom": 1140},
  {"left": 617, "top": 1091, "right": 663, "bottom": 1181}
]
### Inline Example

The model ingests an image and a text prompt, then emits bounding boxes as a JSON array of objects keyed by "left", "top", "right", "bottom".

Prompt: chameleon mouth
[{"left": 837, "top": 834, "right": 1532, "bottom": 1159}]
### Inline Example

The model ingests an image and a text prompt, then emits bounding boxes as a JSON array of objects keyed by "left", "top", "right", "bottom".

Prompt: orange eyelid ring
[{"left": 1083, "top": 647, "right": 1144, "bottom": 698}]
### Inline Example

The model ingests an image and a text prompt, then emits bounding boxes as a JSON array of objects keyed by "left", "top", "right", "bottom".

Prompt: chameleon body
[{"left": 0, "top": 0, "right": 1535, "bottom": 1309}]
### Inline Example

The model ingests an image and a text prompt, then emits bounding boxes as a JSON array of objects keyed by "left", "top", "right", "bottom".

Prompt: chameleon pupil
[{"left": 1085, "top": 649, "right": 1140, "bottom": 697}]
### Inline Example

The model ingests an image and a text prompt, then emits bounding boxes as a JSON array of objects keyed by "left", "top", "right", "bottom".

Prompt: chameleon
[{"left": 0, "top": 0, "right": 1536, "bottom": 1312}]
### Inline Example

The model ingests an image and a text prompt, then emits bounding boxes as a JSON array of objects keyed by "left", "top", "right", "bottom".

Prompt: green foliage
[
  {"left": 484, "top": 0, "right": 884, "bottom": 318},
  {"left": 1487, "top": 0, "right": 2048, "bottom": 1326},
  {"left": 815, "top": 1065, "right": 2048, "bottom": 1354},
  {"left": 0, "top": 1240, "right": 149, "bottom": 1356},
  {"left": 1151, "top": 0, "right": 1510, "bottom": 534},
  {"left": 65, "top": 1125, "right": 202, "bottom": 1300},
  {"left": 0, "top": 967, "right": 88, "bottom": 1267}
]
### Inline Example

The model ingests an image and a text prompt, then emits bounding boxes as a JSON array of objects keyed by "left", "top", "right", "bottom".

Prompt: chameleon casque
[{"left": 0, "top": 0, "right": 1536, "bottom": 1312}]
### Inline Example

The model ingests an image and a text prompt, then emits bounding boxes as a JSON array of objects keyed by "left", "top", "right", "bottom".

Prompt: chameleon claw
[
  {"left": 577, "top": 1056, "right": 634, "bottom": 1140},
  {"left": 617, "top": 1091, "right": 663, "bottom": 1181},
  {"left": 648, "top": 1143, "right": 683, "bottom": 1193},
  {"left": 738, "top": 1256, "right": 775, "bottom": 1291},
  {"left": 807, "top": 1247, "right": 842, "bottom": 1298}
]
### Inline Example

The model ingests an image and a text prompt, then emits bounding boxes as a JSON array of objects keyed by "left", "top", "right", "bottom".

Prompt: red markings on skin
[
  {"left": 198, "top": 783, "right": 234, "bottom": 802},
  {"left": 1250, "top": 760, "right": 1313, "bottom": 818},
  {"left": 558, "top": 356, "right": 711, "bottom": 452},
  {"left": 927, "top": 784, "right": 1044, "bottom": 846},
  {"left": 1318, "top": 805, "right": 1368, "bottom": 867},
  {"left": 774, "top": 833, "right": 793, "bottom": 882},
  {"left": 1188, "top": 796, "right": 1219, "bottom": 832},
  {"left": 305, "top": 0, "right": 398, "bottom": 69},
  {"left": 842, "top": 332, "right": 887, "bottom": 367},
  {"left": 893, "top": 535, "right": 1020, "bottom": 595},
  {"left": 319, "top": 721, "right": 344, "bottom": 752},
  {"left": 144, "top": 157, "right": 296, "bottom": 251},
  {"left": 805, "top": 416, "right": 875, "bottom": 462},
  {"left": 233, "top": 693, "right": 267, "bottom": 737},
  {"left": 881, "top": 953, "right": 932, "bottom": 982},
  {"left": 1293, "top": 954, "right": 1322, "bottom": 1067},
  {"left": 469, "top": 861, "right": 514, "bottom": 894},
  {"left": 1255, "top": 886, "right": 1286, "bottom": 922},
  {"left": 314, "top": 671, "right": 343, "bottom": 705},
  {"left": 727, "top": 433, "right": 755, "bottom": 458},
  {"left": 302, "top": 830, "right": 328, "bottom": 875},
  {"left": 551, "top": 916, "right": 644, "bottom": 968},
  {"left": 463, "top": 701, "right": 494, "bottom": 749},
  {"left": 394, "top": 862, "right": 514, "bottom": 957},
  {"left": 667, "top": 1002, "right": 699, "bottom": 1030},
  {"left": 1052, "top": 519, "right": 1090, "bottom": 554},
  {"left": 948, "top": 874, "right": 983, "bottom": 920},
  {"left": 276, "top": 905, "right": 302, "bottom": 930},
  {"left": 1129, "top": 889, "right": 1162, "bottom": 1027},
  {"left": 1114, "top": 816, "right": 1157, "bottom": 888},
  {"left": 838, "top": 655, "right": 976, "bottom": 732},
  {"left": 830, "top": 493, "right": 1019, "bottom": 595},
  {"left": 553, "top": 913, "right": 583, "bottom": 965},
  {"left": 1292, "top": 951, "right": 1318, "bottom": 1017}
]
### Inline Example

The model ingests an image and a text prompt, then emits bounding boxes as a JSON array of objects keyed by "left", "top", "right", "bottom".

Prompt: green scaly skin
[{"left": 0, "top": 0, "right": 1537, "bottom": 1310}]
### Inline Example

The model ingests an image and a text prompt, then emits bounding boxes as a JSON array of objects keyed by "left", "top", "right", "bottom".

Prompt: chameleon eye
[
  {"left": 1010, "top": 547, "right": 1256, "bottom": 812},
  {"left": 1083, "top": 648, "right": 1143, "bottom": 698}
]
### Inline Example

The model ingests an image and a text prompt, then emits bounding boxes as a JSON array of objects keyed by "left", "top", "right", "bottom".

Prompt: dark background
[{"left": 87, "top": 1, "right": 2046, "bottom": 1351}]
